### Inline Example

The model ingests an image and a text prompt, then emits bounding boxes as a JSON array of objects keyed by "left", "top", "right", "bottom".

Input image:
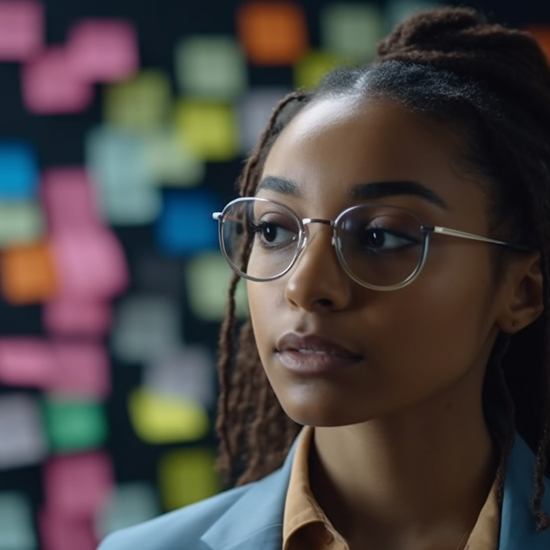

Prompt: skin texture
[{"left": 246, "top": 97, "right": 543, "bottom": 550}]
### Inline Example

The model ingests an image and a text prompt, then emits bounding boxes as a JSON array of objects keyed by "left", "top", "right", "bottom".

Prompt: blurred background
[{"left": 0, "top": 0, "right": 549, "bottom": 549}]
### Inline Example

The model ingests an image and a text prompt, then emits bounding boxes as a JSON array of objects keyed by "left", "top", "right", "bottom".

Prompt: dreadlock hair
[{"left": 215, "top": 6, "right": 550, "bottom": 531}]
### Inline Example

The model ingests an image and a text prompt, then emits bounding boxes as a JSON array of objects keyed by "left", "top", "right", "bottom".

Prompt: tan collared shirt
[{"left": 283, "top": 427, "right": 501, "bottom": 550}]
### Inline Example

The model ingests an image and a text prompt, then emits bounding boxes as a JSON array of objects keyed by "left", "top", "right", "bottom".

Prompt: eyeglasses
[{"left": 212, "top": 197, "right": 530, "bottom": 291}]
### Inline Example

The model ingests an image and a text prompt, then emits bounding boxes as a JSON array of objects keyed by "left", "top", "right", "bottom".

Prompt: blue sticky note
[
  {"left": 156, "top": 191, "right": 219, "bottom": 256},
  {"left": 0, "top": 142, "right": 38, "bottom": 201}
]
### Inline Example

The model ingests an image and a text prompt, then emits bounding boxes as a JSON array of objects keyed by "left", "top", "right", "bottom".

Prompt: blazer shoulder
[{"left": 97, "top": 483, "right": 252, "bottom": 550}]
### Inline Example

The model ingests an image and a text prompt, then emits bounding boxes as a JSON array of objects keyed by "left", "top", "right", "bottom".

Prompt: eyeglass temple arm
[
  {"left": 212, "top": 212, "right": 222, "bottom": 220},
  {"left": 429, "top": 226, "right": 531, "bottom": 251}
]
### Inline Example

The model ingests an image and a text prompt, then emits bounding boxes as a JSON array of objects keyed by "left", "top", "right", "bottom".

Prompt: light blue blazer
[{"left": 98, "top": 435, "right": 550, "bottom": 550}]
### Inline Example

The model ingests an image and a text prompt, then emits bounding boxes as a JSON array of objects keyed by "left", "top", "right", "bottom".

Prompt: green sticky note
[
  {"left": 0, "top": 492, "right": 36, "bottom": 550},
  {"left": 145, "top": 129, "right": 205, "bottom": 187},
  {"left": 386, "top": 0, "right": 441, "bottom": 30},
  {"left": 0, "top": 203, "right": 43, "bottom": 247},
  {"left": 104, "top": 70, "right": 172, "bottom": 132},
  {"left": 321, "top": 3, "right": 384, "bottom": 61},
  {"left": 175, "top": 35, "right": 247, "bottom": 100},
  {"left": 185, "top": 252, "right": 248, "bottom": 322},
  {"left": 294, "top": 50, "right": 348, "bottom": 90},
  {"left": 175, "top": 100, "right": 239, "bottom": 161},
  {"left": 158, "top": 448, "right": 220, "bottom": 511},
  {"left": 43, "top": 398, "right": 108, "bottom": 453}
]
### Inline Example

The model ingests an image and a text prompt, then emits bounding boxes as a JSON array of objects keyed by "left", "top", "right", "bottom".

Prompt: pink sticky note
[
  {"left": 51, "top": 227, "right": 128, "bottom": 299},
  {"left": 44, "top": 452, "right": 114, "bottom": 517},
  {"left": 39, "top": 510, "right": 97, "bottom": 550},
  {"left": 44, "top": 297, "right": 112, "bottom": 337},
  {"left": 0, "top": 338, "right": 54, "bottom": 387},
  {"left": 22, "top": 47, "right": 94, "bottom": 114},
  {"left": 67, "top": 19, "right": 139, "bottom": 82},
  {"left": 0, "top": 0, "right": 43, "bottom": 61},
  {"left": 41, "top": 167, "right": 101, "bottom": 231}
]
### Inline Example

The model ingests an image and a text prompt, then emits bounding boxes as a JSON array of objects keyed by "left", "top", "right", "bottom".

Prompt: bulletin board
[{"left": 0, "top": 1, "right": 549, "bottom": 549}]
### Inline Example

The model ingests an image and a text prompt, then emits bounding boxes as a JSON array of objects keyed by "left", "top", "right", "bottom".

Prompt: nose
[{"left": 284, "top": 225, "right": 351, "bottom": 312}]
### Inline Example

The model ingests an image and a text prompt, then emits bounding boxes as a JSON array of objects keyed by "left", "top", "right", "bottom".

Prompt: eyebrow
[{"left": 257, "top": 175, "right": 448, "bottom": 209}]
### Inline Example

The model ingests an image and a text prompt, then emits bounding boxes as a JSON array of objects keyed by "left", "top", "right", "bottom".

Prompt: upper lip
[{"left": 276, "top": 333, "right": 362, "bottom": 358}]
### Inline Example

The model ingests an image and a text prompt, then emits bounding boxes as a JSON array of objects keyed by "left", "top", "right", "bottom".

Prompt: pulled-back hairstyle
[{"left": 215, "top": 7, "right": 550, "bottom": 531}]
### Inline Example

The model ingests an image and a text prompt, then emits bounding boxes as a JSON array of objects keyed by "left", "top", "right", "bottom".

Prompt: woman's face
[{"left": 246, "top": 96, "right": 508, "bottom": 427}]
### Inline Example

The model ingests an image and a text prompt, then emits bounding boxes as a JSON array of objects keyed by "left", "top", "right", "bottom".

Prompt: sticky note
[
  {"left": 0, "top": 142, "right": 38, "bottom": 201},
  {"left": 143, "top": 346, "right": 215, "bottom": 408},
  {"left": 66, "top": 19, "right": 139, "bottom": 83},
  {"left": 385, "top": 0, "right": 441, "bottom": 30},
  {"left": 39, "top": 511, "right": 97, "bottom": 550},
  {"left": 44, "top": 298, "right": 112, "bottom": 337},
  {"left": 155, "top": 190, "right": 219, "bottom": 256},
  {"left": 41, "top": 167, "right": 100, "bottom": 231},
  {"left": 175, "top": 35, "right": 247, "bottom": 99},
  {"left": 145, "top": 129, "right": 205, "bottom": 187},
  {"left": 111, "top": 294, "right": 182, "bottom": 364},
  {"left": 85, "top": 126, "right": 160, "bottom": 224},
  {"left": 0, "top": 492, "right": 36, "bottom": 550},
  {"left": 21, "top": 47, "right": 94, "bottom": 115},
  {"left": 44, "top": 452, "right": 113, "bottom": 517},
  {"left": 51, "top": 227, "right": 128, "bottom": 299},
  {"left": 0, "top": 393, "right": 47, "bottom": 469},
  {"left": 525, "top": 26, "right": 550, "bottom": 63},
  {"left": 236, "top": 1, "right": 308, "bottom": 65},
  {"left": 158, "top": 448, "right": 219, "bottom": 511},
  {"left": 0, "top": 241, "right": 58, "bottom": 305},
  {"left": 133, "top": 250, "right": 184, "bottom": 297},
  {"left": 238, "top": 87, "right": 290, "bottom": 151},
  {"left": 0, "top": 338, "right": 54, "bottom": 387},
  {"left": 96, "top": 482, "right": 159, "bottom": 538},
  {"left": 128, "top": 388, "right": 209, "bottom": 444},
  {"left": 43, "top": 398, "right": 108, "bottom": 453},
  {"left": 175, "top": 101, "right": 239, "bottom": 161},
  {"left": 104, "top": 71, "right": 171, "bottom": 132},
  {"left": 0, "top": 0, "right": 43, "bottom": 61},
  {"left": 0, "top": 202, "right": 43, "bottom": 247},
  {"left": 185, "top": 252, "right": 248, "bottom": 321},
  {"left": 294, "top": 50, "right": 347, "bottom": 89},
  {"left": 321, "top": 3, "right": 384, "bottom": 61}
]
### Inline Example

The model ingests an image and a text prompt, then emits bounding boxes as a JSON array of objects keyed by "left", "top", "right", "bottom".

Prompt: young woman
[{"left": 99, "top": 7, "right": 550, "bottom": 550}]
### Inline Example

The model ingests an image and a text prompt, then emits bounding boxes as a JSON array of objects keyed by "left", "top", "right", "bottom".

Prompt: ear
[{"left": 496, "top": 251, "right": 544, "bottom": 334}]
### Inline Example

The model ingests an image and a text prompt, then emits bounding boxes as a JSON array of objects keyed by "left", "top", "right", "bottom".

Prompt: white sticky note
[
  {"left": 0, "top": 202, "right": 43, "bottom": 247},
  {"left": 0, "top": 394, "right": 47, "bottom": 469},
  {"left": 112, "top": 294, "right": 182, "bottom": 364},
  {"left": 0, "top": 492, "right": 36, "bottom": 550},
  {"left": 143, "top": 346, "right": 215, "bottom": 408}
]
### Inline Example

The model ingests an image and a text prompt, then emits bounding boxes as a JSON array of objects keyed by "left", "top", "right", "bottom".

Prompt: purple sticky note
[
  {"left": 0, "top": 0, "right": 43, "bottom": 61},
  {"left": 67, "top": 19, "right": 139, "bottom": 83},
  {"left": 51, "top": 227, "right": 129, "bottom": 299},
  {"left": 21, "top": 47, "right": 94, "bottom": 114},
  {"left": 41, "top": 167, "right": 101, "bottom": 231},
  {"left": 44, "top": 297, "right": 112, "bottom": 337},
  {"left": 44, "top": 452, "right": 114, "bottom": 517},
  {"left": 39, "top": 510, "right": 97, "bottom": 550},
  {"left": 48, "top": 342, "right": 111, "bottom": 399},
  {"left": 0, "top": 338, "right": 54, "bottom": 387}
]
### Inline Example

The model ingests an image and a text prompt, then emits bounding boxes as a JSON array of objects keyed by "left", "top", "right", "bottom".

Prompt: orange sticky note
[
  {"left": 236, "top": 1, "right": 308, "bottom": 65},
  {"left": 525, "top": 26, "right": 550, "bottom": 64},
  {"left": 0, "top": 241, "right": 58, "bottom": 304}
]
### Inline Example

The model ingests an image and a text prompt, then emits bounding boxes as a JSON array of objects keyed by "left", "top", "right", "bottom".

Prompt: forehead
[{"left": 260, "top": 96, "right": 488, "bottom": 220}]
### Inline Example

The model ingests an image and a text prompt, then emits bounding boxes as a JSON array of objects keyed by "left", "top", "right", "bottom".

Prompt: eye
[
  {"left": 250, "top": 215, "right": 299, "bottom": 249},
  {"left": 362, "top": 226, "right": 419, "bottom": 251}
]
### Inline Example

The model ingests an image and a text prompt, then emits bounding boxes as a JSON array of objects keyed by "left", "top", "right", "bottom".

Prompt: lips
[{"left": 276, "top": 333, "right": 361, "bottom": 357}]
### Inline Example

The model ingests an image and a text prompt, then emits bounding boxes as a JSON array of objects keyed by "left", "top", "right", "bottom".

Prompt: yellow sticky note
[
  {"left": 185, "top": 252, "right": 248, "bottom": 322},
  {"left": 128, "top": 387, "right": 209, "bottom": 444},
  {"left": 0, "top": 202, "right": 43, "bottom": 247},
  {"left": 104, "top": 70, "right": 172, "bottom": 132},
  {"left": 294, "top": 50, "right": 348, "bottom": 90},
  {"left": 145, "top": 130, "right": 205, "bottom": 187},
  {"left": 158, "top": 448, "right": 219, "bottom": 511},
  {"left": 175, "top": 101, "right": 239, "bottom": 161}
]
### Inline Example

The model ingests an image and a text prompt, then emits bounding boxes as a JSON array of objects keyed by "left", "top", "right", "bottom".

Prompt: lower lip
[{"left": 276, "top": 350, "right": 362, "bottom": 375}]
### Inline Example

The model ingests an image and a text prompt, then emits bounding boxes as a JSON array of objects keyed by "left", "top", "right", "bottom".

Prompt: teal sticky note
[
  {"left": 385, "top": 0, "right": 441, "bottom": 30},
  {"left": 0, "top": 492, "right": 36, "bottom": 550},
  {"left": 0, "top": 203, "right": 43, "bottom": 246},
  {"left": 0, "top": 142, "right": 38, "bottom": 201},
  {"left": 43, "top": 398, "right": 108, "bottom": 453},
  {"left": 321, "top": 3, "right": 384, "bottom": 61},
  {"left": 175, "top": 35, "right": 247, "bottom": 100}
]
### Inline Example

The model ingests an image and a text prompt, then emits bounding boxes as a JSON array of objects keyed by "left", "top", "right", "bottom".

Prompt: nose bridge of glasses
[{"left": 302, "top": 218, "right": 337, "bottom": 247}]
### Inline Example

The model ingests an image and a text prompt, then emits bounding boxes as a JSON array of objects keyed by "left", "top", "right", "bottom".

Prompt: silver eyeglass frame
[{"left": 212, "top": 197, "right": 531, "bottom": 292}]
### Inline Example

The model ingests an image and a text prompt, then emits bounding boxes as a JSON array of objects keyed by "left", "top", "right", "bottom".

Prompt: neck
[{"left": 310, "top": 375, "right": 498, "bottom": 548}]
